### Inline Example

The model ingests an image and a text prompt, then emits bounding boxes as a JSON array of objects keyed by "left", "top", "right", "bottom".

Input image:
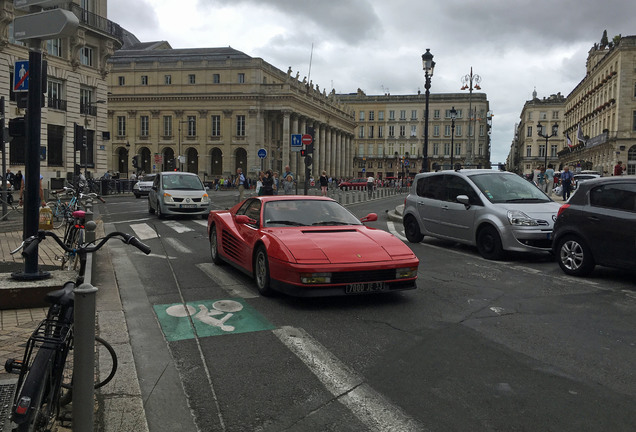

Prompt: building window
[
  {"left": 368, "top": 126, "right": 374, "bottom": 138},
  {"left": 411, "top": 110, "right": 417, "bottom": 120},
  {"left": 539, "top": 144, "right": 546, "bottom": 157},
  {"left": 141, "top": 75, "right": 148, "bottom": 85},
  {"left": 388, "top": 125, "right": 394, "bottom": 137},
  {"left": 399, "top": 125, "right": 405, "bottom": 136},
  {"left": 46, "top": 39, "right": 62, "bottom": 57},
  {"left": 80, "top": 46, "right": 93, "bottom": 66},
  {"left": 478, "top": 143, "right": 483, "bottom": 156},
  {"left": 443, "top": 143, "right": 450, "bottom": 156},
  {"left": 367, "top": 144, "right": 374, "bottom": 156},
  {"left": 359, "top": 111, "right": 365, "bottom": 121},
  {"left": 118, "top": 76, "right": 125, "bottom": 86},
  {"left": 456, "top": 125, "right": 462, "bottom": 136},
  {"left": 165, "top": 75, "right": 172, "bottom": 84},
  {"left": 540, "top": 111, "right": 547, "bottom": 120},
  {"left": 455, "top": 143, "right": 462, "bottom": 156},
  {"left": 117, "top": 116, "right": 126, "bottom": 136},
  {"left": 378, "top": 111, "right": 384, "bottom": 121},
  {"left": 527, "top": 126, "right": 533, "bottom": 137},
  {"left": 389, "top": 110, "right": 395, "bottom": 120},
  {"left": 213, "top": 74, "right": 220, "bottom": 83},
  {"left": 433, "top": 110, "right": 440, "bottom": 119},
  {"left": 444, "top": 125, "right": 451, "bottom": 137},
  {"left": 47, "top": 80, "right": 63, "bottom": 110},
  {"left": 400, "top": 110, "right": 406, "bottom": 120},
  {"left": 551, "top": 144, "right": 558, "bottom": 157},
  {"left": 633, "top": 111, "right": 636, "bottom": 131},
  {"left": 238, "top": 73, "right": 245, "bottom": 83},
  {"left": 433, "top": 143, "right": 439, "bottom": 156},
  {"left": 140, "top": 116, "right": 149, "bottom": 136},
  {"left": 378, "top": 125, "right": 384, "bottom": 138},
  {"left": 552, "top": 111, "right": 559, "bottom": 119},
  {"left": 358, "top": 126, "right": 365, "bottom": 138},
  {"left": 163, "top": 116, "right": 172, "bottom": 137},
  {"left": 79, "top": 87, "right": 94, "bottom": 114},
  {"left": 188, "top": 74, "right": 196, "bottom": 84},
  {"left": 479, "top": 125, "right": 485, "bottom": 136},
  {"left": 236, "top": 115, "right": 245, "bottom": 136},
  {"left": 526, "top": 145, "right": 532, "bottom": 157},
  {"left": 187, "top": 116, "right": 196, "bottom": 136},
  {"left": 410, "top": 125, "right": 417, "bottom": 137},
  {"left": 369, "top": 111, "right": 374, "bottom": 121},
  {"left": 211, "top": 115, "right": 221, "bottom": 136}
]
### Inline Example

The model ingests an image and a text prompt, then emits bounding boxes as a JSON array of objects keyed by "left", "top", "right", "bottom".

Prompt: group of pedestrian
[{"left": 2, "top": 169, "right": 23, "bottom": 191}]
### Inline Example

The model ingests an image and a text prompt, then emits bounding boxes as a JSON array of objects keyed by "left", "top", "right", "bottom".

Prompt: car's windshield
[
  {"left": 263, "top": 200, "right": 362, "bottom": 227},
  {"left": 142, "top": 175, "right": 155, "bottom": 182},
  {"left": 469, "top": 173, "right": 551, "bottom": 204},
  {"left": 162, "top": 175, "right": 204, "bottom": 190}
]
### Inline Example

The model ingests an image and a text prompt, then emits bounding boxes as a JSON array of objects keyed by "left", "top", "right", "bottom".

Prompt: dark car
[{"left": 552, "top": 176, "right": 636, "bottom": 276}]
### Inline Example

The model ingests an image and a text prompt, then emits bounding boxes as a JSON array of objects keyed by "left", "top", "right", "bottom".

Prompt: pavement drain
[{"left": 0, "top": 382, "right": 16, "bottom": 429}]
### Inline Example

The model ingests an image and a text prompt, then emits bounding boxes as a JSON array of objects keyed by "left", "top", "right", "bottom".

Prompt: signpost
[
  {"left": 301, "top": 134, "right": 312, "bottom": 145},
  {"left": 258, "top": 148, "right": 267, "bottom": 171},
  {"left": 13, "top": 9, "right": 79, "bottom": 41},
  {"left": 291, "top": 133, "right": 302, "bottom": 152},
  {"left": 13, "top": 60, "right": 29, "bottom": 92}
]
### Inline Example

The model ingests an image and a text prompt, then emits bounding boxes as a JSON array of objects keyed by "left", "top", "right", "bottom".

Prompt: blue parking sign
[{"left": 14, "top": 61, "right": 29, "bottom": 92}]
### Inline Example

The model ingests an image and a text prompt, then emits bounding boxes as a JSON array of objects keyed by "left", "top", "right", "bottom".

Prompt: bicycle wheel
[{"left": 59, "top": 336, "right": 118, "bottom": 406}]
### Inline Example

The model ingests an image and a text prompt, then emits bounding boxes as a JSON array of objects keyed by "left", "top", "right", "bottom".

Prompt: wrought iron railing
[{"left": 66, "top": 3, "right": 124, "bottom": 45}]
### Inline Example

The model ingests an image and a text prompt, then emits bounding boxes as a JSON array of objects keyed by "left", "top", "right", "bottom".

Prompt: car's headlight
[
  {"left": 507, "top": 210, "right": 539, "bottom": 226},
  {"left": 163, "top": 193, "right": 174, "bottom": 204},
  {"left": 300, "top": 273, "right": 332, "bottom": 284},
  {"left": 202, "top": 193, "right": 210, "bottom": 204},
  {"left": 396, "top": 267, "right": 418, "bottom": 279}
]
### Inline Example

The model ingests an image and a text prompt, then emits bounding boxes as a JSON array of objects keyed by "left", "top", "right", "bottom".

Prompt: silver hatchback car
[
  {"left": 148, "top": 171, "right": 210, "bottom": 219},
  {"left": 403, "top": 170, "right": 562, "bottom": 259}
]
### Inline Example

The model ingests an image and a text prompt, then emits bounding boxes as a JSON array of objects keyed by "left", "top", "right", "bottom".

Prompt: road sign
[
  {"left": 14, "top": 0, "right": 68, "bottom": 9},
  {"left": 13, "top": 61, "right": 28, "bottom": 92},
  {"left": 13, "top": 9, "right": 79, "bottom": 41},
  {"left": 291, "top": 134, "right": 302, "bottom": 152},
  {"left": 257, "top": 148, "right": 267, "bottom": 159},
  {"left": 301, "top": 134, "right": 312, "bottom": 145}
]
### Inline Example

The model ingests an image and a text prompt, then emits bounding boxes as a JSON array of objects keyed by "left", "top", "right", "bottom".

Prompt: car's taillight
[{"left": 556, "top": 204, "right": 570, "bottom": 218}]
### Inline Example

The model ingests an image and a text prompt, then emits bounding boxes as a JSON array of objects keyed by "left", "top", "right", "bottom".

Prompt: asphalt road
[{"left": 92, "top": 193, "right": 636, "bottom": 432}]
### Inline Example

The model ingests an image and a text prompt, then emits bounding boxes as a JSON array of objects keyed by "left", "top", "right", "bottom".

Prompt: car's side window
[
  {"left": 153, "top": 175, "right": 160, "bottom": 189},
  {"left": 416, "top": 175, "right": 444, "bottom": 200},
  {"left": 445, "top": 176, "right": 480, "bottom": 204},
  {"left": 590, "top": 183, "right": 636, "bottom": 212},
  {"left": 244, "top": 201, "right": 262, "bottom": 225}
]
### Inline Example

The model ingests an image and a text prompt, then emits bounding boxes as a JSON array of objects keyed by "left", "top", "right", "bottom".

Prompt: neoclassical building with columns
[{"left": 107, "top": 33, "right": 356, "bottom": 182}]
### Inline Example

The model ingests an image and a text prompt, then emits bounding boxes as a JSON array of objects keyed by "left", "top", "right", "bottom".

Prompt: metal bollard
[
  {"left": 73, "top": 282, "right": 98, "bottom": 432},
  {"left": 84, "top": 203, "right": 95, "bottom": 244}
]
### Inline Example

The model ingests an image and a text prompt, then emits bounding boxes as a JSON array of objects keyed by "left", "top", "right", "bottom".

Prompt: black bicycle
[{"left": 5, "top": 230, "right": 151, "bottom": 432}]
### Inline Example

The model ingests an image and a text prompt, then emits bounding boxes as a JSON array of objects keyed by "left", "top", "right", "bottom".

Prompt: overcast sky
[{"left": 108, "top": 0, "right": 636, "bottom": 165}]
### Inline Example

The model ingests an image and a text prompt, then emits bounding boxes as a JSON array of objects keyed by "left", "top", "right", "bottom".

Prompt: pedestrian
[
  {"left": 256, "top": 171, "right": 264, "bottom": 196},
  {"left": 283, "top": 174, "right": 294, "bottom": 195},
  {"left": 614, "top": 161, "right": 624, "bottom": 176},
  {"left": 537, "top": 166, "right": 546, "bottom": 191},
  {"left": 261, "top": 170, "right": 274, "bottom": 195},
  {"left": 284, "top": 165, "right": 294, "bottom": 182},
  {"left": 5, "top": 169, "right": 14, "bottom": 189},
  {"left": 319, "top": 170, "right": 328, "bottom": 196},
  {"left": 273, "top": 171, "right": 280, "bottom": 195},
  {"left": 18, "top": 174, "right": 46, "bottom": 207},
  {"left": 366, "top": 174, "right": 374, "bottom": 198},
  {"left": 236, "top": 168, "right": 246, "bottom": 201},
  {"left": 560, "top": 166, "right": 574, "bottom": 201},
  {"left": 14, "top": 170, "right": 23, "bottom": 192},
  {"left": 545, "top": 164, "right": 555, "bottom": 196}
]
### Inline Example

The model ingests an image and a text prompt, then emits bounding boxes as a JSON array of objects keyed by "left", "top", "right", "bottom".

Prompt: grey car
[
  {"left": 148, "top": 171, "right": 210, "bottom": 219},
  {"left": 132, "top": 174, "right": 156, "bottom": 198},
  {"left": 403, "top": 170, "right": 562, "bottom": 260}
]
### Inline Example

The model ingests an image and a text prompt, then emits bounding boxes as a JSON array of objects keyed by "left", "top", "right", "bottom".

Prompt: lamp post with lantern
[
  {"left": 421, "top": 49, "right": 435, "bottom": 172},
  {"left": 537, "top": 121, "right": 559, "bottom": 172},
  {"left": 461, "top": 68, "right": 481, "bottom": 168},
  {"left": 450, "top": 106, "right": 457, "bottom": 170}
]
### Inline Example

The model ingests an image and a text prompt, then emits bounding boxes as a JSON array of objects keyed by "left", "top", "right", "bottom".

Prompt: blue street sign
[
  {"left": 257, "top": 148, "right": 267, "bottom": 159},
  {"left": 14, "top": 60, "right": 29, "bottom": 92},
  {"left": 291, "top": 134, "right": 302, "bottom": 147}
]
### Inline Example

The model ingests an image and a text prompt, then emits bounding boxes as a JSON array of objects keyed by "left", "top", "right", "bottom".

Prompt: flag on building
[
  {"left": 566, "top": 132, "right": 573, "bottom": 148},
  {"left": 577, "top": 123, "right": 586, "bottom": 145}
]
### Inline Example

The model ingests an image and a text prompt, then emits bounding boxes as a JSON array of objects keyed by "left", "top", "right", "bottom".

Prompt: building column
[
  {"left": 312, "top": 121, "right": 320, "bottom": 178},
  {"left": 282, "top": 110, "right": 291, "bottom": 174}
]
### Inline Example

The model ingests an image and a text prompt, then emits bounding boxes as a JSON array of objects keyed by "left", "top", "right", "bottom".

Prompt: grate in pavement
[{"left": 0, "top": 382, "right": 16, "bottom": 430}]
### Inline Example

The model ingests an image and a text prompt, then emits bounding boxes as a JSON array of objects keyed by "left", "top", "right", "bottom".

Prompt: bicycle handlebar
[{"left": 16, "top": 230, "right": 151, "bottom": 258}]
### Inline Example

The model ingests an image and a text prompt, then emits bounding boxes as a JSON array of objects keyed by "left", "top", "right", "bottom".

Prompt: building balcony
[{"left": 68, "top": 3, "right": 124, "bottom": 47}]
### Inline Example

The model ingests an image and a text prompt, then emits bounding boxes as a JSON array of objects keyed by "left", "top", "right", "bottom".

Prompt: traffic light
[
  {"left": 300, "top": 149, "right": 307, "bottom": 157},
  {"left": 304, "top": 155, "right": 313, "bottom": 166},
  {"left": 306, "top": 143, "right": 314, "bottom": 154},
  {"left": 8, "top": 117, "right": 26, "bottom": 137},
  {"left": 132, "top": 155, "right": 139, "bottom": 168}
]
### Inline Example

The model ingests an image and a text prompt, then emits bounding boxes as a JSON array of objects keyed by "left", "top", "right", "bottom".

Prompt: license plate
[
  {"left": 345, "top": 281, "right": 386, "bottom": 294},
  {"left": 180, "top": 204, "right": 197, "bottom": 208}
]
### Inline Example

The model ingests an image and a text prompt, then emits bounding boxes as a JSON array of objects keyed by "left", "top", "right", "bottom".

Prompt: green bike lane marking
[{"left": 153, "top": 298, "right": 275, "bottom": 342}]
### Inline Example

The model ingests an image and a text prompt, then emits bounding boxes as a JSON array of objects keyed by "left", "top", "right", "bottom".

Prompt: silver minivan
[
  {"left": 403, "top": 170, "right": 562, "bottom": 259},
  {"left": 148, "top": 171, "right": 210, "bottom": 218}
]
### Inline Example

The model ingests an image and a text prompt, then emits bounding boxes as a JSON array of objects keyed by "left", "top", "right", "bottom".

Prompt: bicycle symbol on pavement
[{"left": 154, "top": 298, "right": 275, "bottom": 342}]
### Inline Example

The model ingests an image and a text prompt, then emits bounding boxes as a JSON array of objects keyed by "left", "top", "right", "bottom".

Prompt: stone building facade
[
  {"left": 107, "top": 35, "right": 356, "bottom": 183},
  {"left": 0, "top": 0, "right": 122, "bottom": 187},
  {"left": 337, "top": 89, "right": 492, "bottom": 179}
]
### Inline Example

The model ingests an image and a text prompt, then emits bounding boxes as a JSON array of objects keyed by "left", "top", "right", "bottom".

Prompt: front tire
[
  {"left": 403, "top": 215, "right": 424, "bottom": 243},
  {"left": 476, "top": 225, "right": 504, "bottom": 260},
  {"left": 148, "top": 198, "right": 155, "bottom": 214},
  {"left": 556, "top": 235, "right": 595, "bottom": 276},
  {"left": 254, "top": 246, "right": 274, "bottom": 296},
  {"left": 209, "top": 226, "right": 223, "bottom": 265},
  {"left": 156, "top": 201, "right": 165, "bottom": 219}
]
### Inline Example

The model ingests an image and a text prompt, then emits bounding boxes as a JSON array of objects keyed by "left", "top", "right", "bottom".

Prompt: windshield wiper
[
  {"left": 267, "top": 220, "right": 305, "bottom": 226},
  {"left": 504, "top": 198, "right": 547, "bottom": 202},
  {"left": 311, "top": 221, "right": 351, "bottom": 226}
]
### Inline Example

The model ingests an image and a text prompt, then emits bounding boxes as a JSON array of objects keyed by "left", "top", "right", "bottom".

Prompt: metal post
[
  {"left": 1, "top": 97, "right": 7, "bottom": 218},
  {"left": 423, "top": 72, "right": 430, "bottom": 172}
]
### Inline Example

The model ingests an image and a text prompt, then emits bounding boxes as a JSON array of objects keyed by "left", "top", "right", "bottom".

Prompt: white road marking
[
  {"left": 193, "top": 220, "right": 208, "bottom": 227},
  {"left": 386, "top": 220, "right": 407, "bottom": 241},
  {"left": 164, "top": 220, "right": 194, "bottom": 233},
  {"left": 274, "top": 326, "right": 422, "bottom": 432},
  {"left": 195, "top": 263, "right": 258, "bottom": 298},
  {"left": 163, "top": 237, "right": 192, "bottom": 254},
  {"left": 130, "top": 222, "right": 159, "bottom": 240}
]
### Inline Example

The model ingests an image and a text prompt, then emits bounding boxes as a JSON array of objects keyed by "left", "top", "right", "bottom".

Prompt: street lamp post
[
  {"left": 537, "top": 121, "right": 559, "bottom": 171},
  {"left": 450, "top": 106, "right": 457, "bottom": 170},
  {"left": 461, "top": 68, "right": 481, "bottom": 168},
  {"left": 421, "top": 49, "right": 435, "bottom": 172}
]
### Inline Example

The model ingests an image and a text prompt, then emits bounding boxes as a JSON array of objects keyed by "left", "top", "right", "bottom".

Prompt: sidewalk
[{"left": 0, "top": 213, "right": 148, "bottom": 432}]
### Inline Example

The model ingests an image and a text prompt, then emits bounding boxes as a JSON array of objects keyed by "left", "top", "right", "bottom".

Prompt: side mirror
[
  {"left": 236, "top": 215, "right": 257, "bottom": 225},
  {"left": 360, "top": 213, "right": 378, "bottom": 222},
  {"left": 456, "top": 195, "right": 471, "bottom": 208}
]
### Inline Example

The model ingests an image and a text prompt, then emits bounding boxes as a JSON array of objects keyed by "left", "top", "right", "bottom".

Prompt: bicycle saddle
[
  {"left": 46, "top": 281, "right": 75, "bottom": 306},
  {"left": 72, "top": 210, "right": 86, "bottom": 219}
]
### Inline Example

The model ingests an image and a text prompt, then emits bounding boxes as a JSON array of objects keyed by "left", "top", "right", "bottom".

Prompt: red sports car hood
[{"left": 268, "top": 227, "right": 412, "bottom": 264}]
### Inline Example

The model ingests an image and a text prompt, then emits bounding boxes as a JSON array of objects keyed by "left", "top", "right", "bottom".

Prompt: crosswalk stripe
[
  {"left": 195, "top": 263, "right": 258, "bottom": 298},
  {"left": 130, "top": 222, "right": 159, "bottom": 240},
  {"left": 164, "top": 220, "right": 194, "bottom": 233},
  {"left": 387, "top": 220, "right": 407, "bottom": 241},
  {"left": 193, "top": 220, "right": 208, "bottom": 227},
  {"left": 163, "top": 237, "right": 192, "bottom": 254}
]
